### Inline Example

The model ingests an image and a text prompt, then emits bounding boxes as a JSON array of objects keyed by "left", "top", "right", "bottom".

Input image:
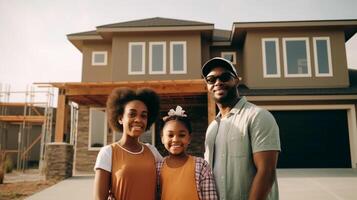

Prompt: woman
[{"left": 93, "top": 87, "right": 162, "bottom": 200}]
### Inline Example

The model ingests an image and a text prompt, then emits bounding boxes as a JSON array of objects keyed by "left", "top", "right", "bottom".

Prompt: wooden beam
[
  {"left": 0, "top": 115, "right": 45, "bottom": 123},
  {"left": 65, "top": 84, "right": 206, "bottom": 96},
  {"left": 207, "top": 93, "right": 216, "bottom": 124},
  {"left": 0, "top": 102, "right": 47, "bottom": 107},
  {"left": 21, "top": 134, "right": 41, "bottom": 159},
  {"left": 55, "top": 92, "right": 67, "bottom": 142},
  {"left": 31, "top": 106, "right": 42, "bottom": 116}
]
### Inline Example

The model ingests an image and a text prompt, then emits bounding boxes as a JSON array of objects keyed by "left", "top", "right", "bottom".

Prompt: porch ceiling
[{"left": 36, "top": 79, "right": 208, "bottom": 106}]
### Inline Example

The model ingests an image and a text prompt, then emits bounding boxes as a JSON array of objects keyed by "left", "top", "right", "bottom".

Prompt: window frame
[
  {"left": 88, "top": 107, "right": 108, "bottom": 151},
  {"left": 313, "top": 37, "right": 333, "bottom": 77},
  {"left": 170, "top": 41, "right": 187, "bottom": 74},
  {"left": 91, "top": 51, "right": 108, "bottom": 66},
  {"left": 221, "top": 52, "right": 237, "bottom": 64},
  {"left": 262, "top": 38, "right": 281, "bottom": 78},
  {"left": 282, "top": 37, "right": 312, "bottom": 78},
  {"left": 128, "top": 42, "right": 146, "bottom": 75},
  {"left": 149, "top": 42, "right": 166, "bottom": 74}
]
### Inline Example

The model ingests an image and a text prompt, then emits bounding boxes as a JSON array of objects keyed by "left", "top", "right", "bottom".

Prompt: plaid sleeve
[
  {"left": 195, "top": 157, "right": 218, "bottom": 200},
  {"left": 156, "top": 159, "right": 164, "bottom": 200}
]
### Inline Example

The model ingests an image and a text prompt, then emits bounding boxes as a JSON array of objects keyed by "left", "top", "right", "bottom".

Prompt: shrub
[{"left": 4, "top": 156, "right": 13, "bottom": 173}]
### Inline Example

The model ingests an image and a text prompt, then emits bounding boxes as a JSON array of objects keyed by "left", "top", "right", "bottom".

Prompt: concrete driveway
[{"left": 26, "top": 169, "right": 357, "bottom": 200}]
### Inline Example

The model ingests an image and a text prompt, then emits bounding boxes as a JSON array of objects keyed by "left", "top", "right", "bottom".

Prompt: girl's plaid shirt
[{"left": 156, "top": 156, "right": 218, "bottom": 200}]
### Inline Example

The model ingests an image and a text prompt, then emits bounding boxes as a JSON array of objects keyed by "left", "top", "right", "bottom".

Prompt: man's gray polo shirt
[{"left": 204, "top": 97, "right": 281, "bottom": 200}]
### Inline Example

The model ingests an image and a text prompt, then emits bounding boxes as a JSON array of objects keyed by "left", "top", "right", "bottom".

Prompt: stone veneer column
[{"left": 44, "top": 142, "right": 74, "bottom": 181}]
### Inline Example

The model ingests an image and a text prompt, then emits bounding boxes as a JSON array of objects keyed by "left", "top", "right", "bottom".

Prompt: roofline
[
  {"left": 96, "top": 25, "right": 214, "bottom": 33},
  {"left": 233, "top": 19, "right": 357, "bottom": 28},
  {"left": 230, "top": 19, "right": 357, "bottom": 43},
  {"left": 67, "top": 34, "right": 102, "bottom": 40}
]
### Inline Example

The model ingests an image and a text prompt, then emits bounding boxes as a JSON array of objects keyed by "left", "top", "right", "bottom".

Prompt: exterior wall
[
  {"left": 111, "top": 31, "right": 202, "bottom": 81},
  {"left": 74, "top": 106, "right": 112, "bottom": 174},
  {"left": 82, "top": 41, "right": 112, "bottom": 82},
  {"left": 201, "top": 38, "right": 211, "bottom": 66},
  {"left": 243, "top": 29, "right": 349, "bottom": 89}
]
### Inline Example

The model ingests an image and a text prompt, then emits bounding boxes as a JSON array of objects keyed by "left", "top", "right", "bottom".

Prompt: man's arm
[{"left": 248, "top": 150, "right": 279, "bottom": 200}]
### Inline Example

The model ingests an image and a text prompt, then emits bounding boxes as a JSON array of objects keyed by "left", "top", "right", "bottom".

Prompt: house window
[
  {"left": 149, "top": 42, "right": 166, "bottom": 74},
  {"left": 129, "top": 42, "right": 145, "bottom": 74},
  {"left": 221, "top": 52, "right": 237, "bottom": 64},
  {"left": 170, "top": 41, "right": 187, "bottom": 74},
  {"left": 262, "top": 38, "right": 281, "bottom": 78},
  {"left": 89, "top": 108, "right": 107, "bottom": 150},
  {"left": 92, "top": 51, "right": 107, "bottom": 66},
  {"left": 313, "top": 37, "right": 333, "bottom": 77},
  {"left": 283, "top": 38, "right": 311, "bottom": 77}
]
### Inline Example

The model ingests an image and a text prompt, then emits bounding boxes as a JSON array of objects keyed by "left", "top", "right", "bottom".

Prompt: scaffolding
[{"left": 0, "top": 83, "right": 54, "bottom": 172}]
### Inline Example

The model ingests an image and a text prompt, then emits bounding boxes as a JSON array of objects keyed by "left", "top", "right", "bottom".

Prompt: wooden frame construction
[{"left": 36, "top": 79, "right": 217, "bottom": 142}]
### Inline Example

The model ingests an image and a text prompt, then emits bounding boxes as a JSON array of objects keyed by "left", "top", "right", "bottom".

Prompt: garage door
[{"left": 271, "top": 110, "right": 351, "bottom": 168}]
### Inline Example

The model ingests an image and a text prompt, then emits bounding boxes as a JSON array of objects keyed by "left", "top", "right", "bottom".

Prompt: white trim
[
  {"left": 128, "top": 42, "right": 145, "bottom": 75},
  {"left": 149, "top": 42, "right": 166, "bottom": 74},
  {"left": 283, "top": 37, "right": 312, "bottom": 77},
  {"left": 261, "top": 104, "right": 357, "bottom": 168},
  {"left": 88, "top": 107, "right": 107, "bottom": 151},
  {"left": 170, "top": 41, "right": 187, "bottom": 74},
  {"left": 91, "top": 51, "right": 108, "bottom": 66},
  {"left": 262, "top": 38, "right": 281, "bottom": 78},
  {"left": 221, "top": 51, "right": 237, "bottom": 64},
  {"left": 313, "top": 37, "right": 333, "bottom": 77}
]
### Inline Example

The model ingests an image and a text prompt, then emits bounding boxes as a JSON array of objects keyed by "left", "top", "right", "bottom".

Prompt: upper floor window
[
  {"left": 92, "top": 51, "right": 108, "bottom": 66},
  {"left": 129, "top": 42, "right": 145, "bottom": 75},
  {"left": 149, "top": 42, "right": 166, "bottom": 74},
  {"left": 221, "top": 52, "right": 237, "bottom": 64},
  {"left": 262, "top": 38, "right": 281, "bottom": 78},
  {"left": 170, "top": 41, "right": 187, "bottom": 74},
  {"left": 89, "top": 108, "right": 107, "bottom": 150},
  {"left": 283, "top": 37, "right": 311, "bottom": 77},
  {"left": 313, "top": 37, "right": 333, "bottom": 77}
]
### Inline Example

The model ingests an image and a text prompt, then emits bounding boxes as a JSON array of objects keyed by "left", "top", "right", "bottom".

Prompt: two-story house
[{"left": 47, "top": 17, "right": 357, "bottom": 175}]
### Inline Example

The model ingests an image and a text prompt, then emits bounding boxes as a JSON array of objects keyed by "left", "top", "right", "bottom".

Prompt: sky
[{"left": 1, "top": 0, "right": 357, "bottom": 104}]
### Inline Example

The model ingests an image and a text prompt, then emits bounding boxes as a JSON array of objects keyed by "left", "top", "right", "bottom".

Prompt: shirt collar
[{"left": 215, "top": 96, "right": 247, "bottom": 121}]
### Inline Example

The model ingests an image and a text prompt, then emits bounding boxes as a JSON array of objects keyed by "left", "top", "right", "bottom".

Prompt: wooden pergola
[{"left": 37, "top": 79, "right": 216, "bottom": 142}]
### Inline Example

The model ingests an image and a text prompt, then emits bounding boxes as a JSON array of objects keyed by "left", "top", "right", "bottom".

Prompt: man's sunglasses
[{"left": 205, "top": 72, "right": 236, "bottom": 85}]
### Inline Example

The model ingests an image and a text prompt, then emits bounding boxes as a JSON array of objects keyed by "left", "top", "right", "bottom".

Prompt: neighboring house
[{"left": 48, "top": 17, "right": 357, "bottom": 175}]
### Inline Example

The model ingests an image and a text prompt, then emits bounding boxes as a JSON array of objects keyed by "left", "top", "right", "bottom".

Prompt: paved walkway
[{"left": 26, "top": 169, "right": 357, "bottom": 200}]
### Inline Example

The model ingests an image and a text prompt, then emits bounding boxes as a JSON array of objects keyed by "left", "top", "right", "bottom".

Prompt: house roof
[
  {"left": 231, "top": 19, "right": 357, "bottom": 44},
  {"left": 97, "top": 17, "right": 214, "bottom": 28},
  {"left": 68, "top": 17, "right": 214, "bottom": 51}
]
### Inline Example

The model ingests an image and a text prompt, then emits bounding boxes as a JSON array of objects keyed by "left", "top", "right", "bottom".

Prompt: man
[{"left": 202, "top": 57, "right": 281, "bottom": 200}]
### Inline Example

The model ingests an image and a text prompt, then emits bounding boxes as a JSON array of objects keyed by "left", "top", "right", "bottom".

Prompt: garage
[{"left": 271, "top": 110, "right": 352, "bottom": 168}]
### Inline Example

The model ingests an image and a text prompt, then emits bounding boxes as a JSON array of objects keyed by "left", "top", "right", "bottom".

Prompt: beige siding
[
  {"left": 82, "top": 41, "right": 112, "bottom": 82},
  {"left": 111, "top": 32, "right": 202, "bottom": 81},
  {"left": 243, "top": 30, "right": 349, "bottom": 89}
]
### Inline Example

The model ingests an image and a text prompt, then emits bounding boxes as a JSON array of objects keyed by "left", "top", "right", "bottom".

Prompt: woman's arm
[{"left": 94, "top": 168, "right": 111, "bottom": 200}]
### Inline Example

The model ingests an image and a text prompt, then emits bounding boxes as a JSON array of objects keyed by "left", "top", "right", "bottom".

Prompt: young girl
[
  {"left": 93, "top": 87, "right": 162, "bottom": 200},
  {"left": 157, "top": 106, "right": 218, "bottom": 200}
]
